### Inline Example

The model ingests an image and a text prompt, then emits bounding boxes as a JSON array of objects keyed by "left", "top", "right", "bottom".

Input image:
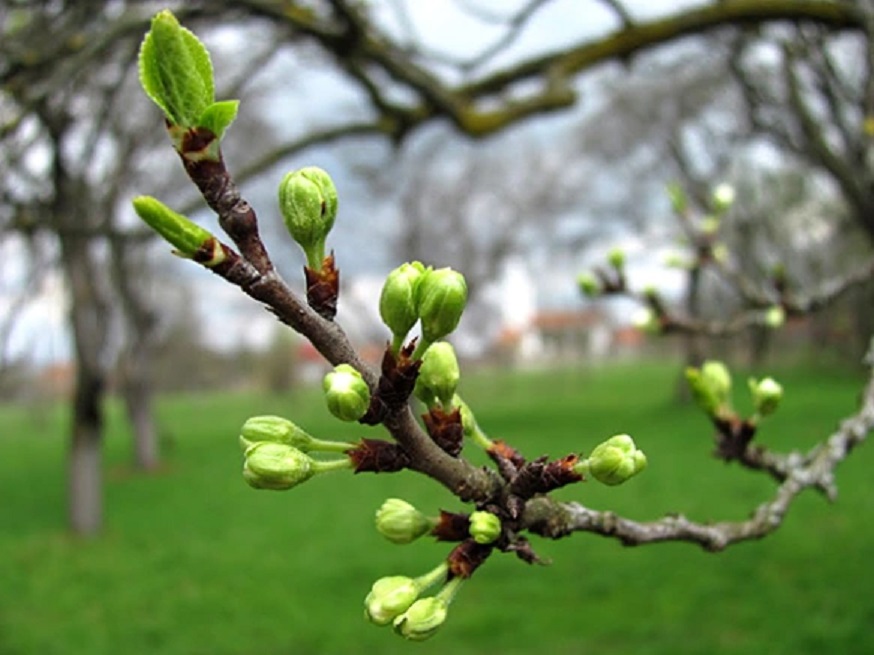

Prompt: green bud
[
  {"left": 578, "top": 434, "right": 647, "bottom": 486},
  {"left": 323, "top": 364, "right": 370, "bottom": 422},
  {"left": 711, "top": 244, "right": 729, "bottom": 264},
  {"left": 379, "top": 261, "right": 426, "bottom": 345},
  {"left": 242, "top": 442, "right": 351, "bottom": 490},
  {"left": 700, "top": 216, "right": 720, "bottom": 236},
  {"left": 632, "top": 308, "right": 660, "bottom": 334},
  {"left": 577, "top": 272, "right": 601, "bottom": 297},
  {"left": 242, "top": 442, "right": 313, "bottom": 490},
  {"left": 132, "top": 196, "right": 224, "bottom": 265},
  {"left": 364, "top": 576, "right": 420, "bottom": 626},
  {"left": 468, "top": 511, "right": 501, "bottom": 545},
  {"left": 685, "top": 360, "right": 732, "bottom": 417},
  {"left": 393, "top": 597, "right": 448, "bottom": 641},
  {"left": 711, "top": 183, "right": 736, "bottom": 213},
  {"left": 414, "top": 342, "right": 460, "bottom": 408},
  {"left": 278, "top": 167, "right": 339, "bottom": 270},
  {"left": 416, "top": 267, "right": 468, "bottom": 345},
  {"left": 375, "top": 498, "right": 434, "bottom": 545},
  {"left": 239, "top": 415, "right": 354, "bottom": 453},
  {"left": 138, "top": 10, "right": 213, "bottom": 127},
  {"left": 392, "top": 576, "right": 462, "bottom": 642},
  {"left": 607, "top": 247, "right": 625, "bottom": 270},
  {"left": 748, "top": 377, "right": 783, "bottom": 418},
  {"left": 764, "top": 306, "right": 785, "bottom": 329},
  {"left": 663, "top": 251, "right": 692, "bottom": 270},
  {"left": 667, "top": 182, "right": 687, "bottom": 214}
]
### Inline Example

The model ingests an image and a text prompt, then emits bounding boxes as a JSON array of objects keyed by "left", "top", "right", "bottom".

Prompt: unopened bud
[
  {"left": 577, "top": 434, "right": 647, "bottom": 486},
  {"left": 468, "top": 511, "right": 501, "bottom": 545},
  {"left": 392, "top": 575, "right": 462, "bottom": 642},
  {"left": 323, "top": 364, "right": 370, "bottom": 422},
  {"left": 278, "top": 167, "right": 338, "bottom": 270},
  {"left": 416, "top": 267, "right": 468, "bottom": 345},
  {"left": 749, "top": 377, "right": 783, "bottom": 418},
  {"left": 685, "top": 360, "right": 732, "bottom": 417},
  {"left": 379, "top": 261, "right": 426, "bottom": 344},
  {"left": 764, "top": 306, "right": 785, "bottom": 329},
  {"left": 242, "top": 442, "right": 314, "bottom": 490},
  {"left": 240, "top": 415, "right": 355, "bottom": 453},
  {"left": 711, "top": 183, "right": 736, "bottom": 213},
  {"left": 577, "top": 272, "right": 602, "bottom": 297},
  {"left": 364, "top": 576, "right": 420, "bottom": 626},
  {"left": 632, "top": 308, "right": 660, "bottom": 334},
  {"left": 375, "top": 498, "right": 434, "bottom": 545},
  {"left": 607, "top": 247, "right": 625, "bottom": 269},
  {"left": 414, "top": 342, "right": 460, "bottom": 408}
]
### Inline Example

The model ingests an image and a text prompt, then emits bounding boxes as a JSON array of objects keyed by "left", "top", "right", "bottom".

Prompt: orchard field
[{"left": 0, "top": 361, "right": 871, "bottom": 655}]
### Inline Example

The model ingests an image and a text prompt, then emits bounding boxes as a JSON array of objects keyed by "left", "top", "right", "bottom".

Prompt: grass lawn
[{"left": 0, "top": 360, "right": 871, "bottom": 654}]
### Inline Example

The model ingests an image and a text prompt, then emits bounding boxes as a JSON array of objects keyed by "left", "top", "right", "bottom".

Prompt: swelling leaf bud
[
  {"left": 685, "top": 360, "right": 732, "bottom": 418},
  {"left": 278, "top": 167, "right": 338, "bottom": 270},
  {"left": 581, "top": 434, "right": 647, "bottom": 486},
  {"left": 379, "top": 261, "right": 426, "bottom": 344},
  {"left": 416, "top": 268, "right": 468, "bottom": 345},
  {"left": 577, "top": 272, "right": 602, "bottom": 297},
  {"left": 607, "top": 247, "right": 625, "bottom": 270},
  {"left": 323, "top": 364, "right": 370, "bottom": 422},
  {"left": 375, "top": 498, "right": 434, "bottom": 545},
  {"left": 749, "top": 377, "right": 783, "bottom": 418},
  {"left": 132, "top": 196, "right": 224, "bottom": 264},
  {"left": 468, "top": 511, "right": 501, "bottom": 545},
  {"left": 242, "top": 442, "right": 313, "bottom": 490},
  {"left": 414, "top": 342, "right": 460, "bottom": 408},
  {"left": 365, "top": 576, "right": 420, "bottom": 626}
]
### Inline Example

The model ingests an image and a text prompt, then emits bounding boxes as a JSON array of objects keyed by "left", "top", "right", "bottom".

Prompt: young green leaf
[
  {"left": 197, "top": 100, "right": 240, "bottom": 139},
  {"left": 138, "top": 9, "right": 214, "bottom": 126}
]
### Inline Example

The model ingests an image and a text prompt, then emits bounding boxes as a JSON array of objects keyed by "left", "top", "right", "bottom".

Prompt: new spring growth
[
  {"left": 748, "top": 377, "right": 783, "bottom": 419},
  {"left": 242, "top": 442, "right": 351, "bottom": 490},
  {"left": 415, "top": 267, "right": 468, "bottom": 353},
  {"left": 323, "top": 364, "right": 370, "bottom": 422},
  {"left": 711, "top": 183, "right": 736, "bottom": 214},
  {"left": 607, "top": 246, "right": 625, "bottom": 270},
  {"left": 765, "top": 306, "right": 785, "bottom": 329},
  {"left": 375, "top": 498, "right": 435, "bottom": 544},
  {"left": 685, "top": 360, "right": 733, "bottom": 418},
  {"left": 577, "top": 271, "right": 601, "bottom": 297},
  {"left": 138, "top": 10, "right": 239, "bottom": 143},
  {"left": 393, "top": 576, "right": 464, "bottom": 641},
  {"left": 575, "top": 434, "right": 647, "bottom": 486},
  {"left": 278, "top": 167, "right": 339, "bottom": 271},
  {"left": 132, "top": 196, "right": 225, "bottom": 265},
  {"left": 414, "top": 342, "right": 460, "bottom": 409},
  {"left": 239, "top": 415, "right": 355, "bottom": 453},
  {"left": 379, "top": 261, "right": 426, "bottom": 352},
  {"left": 468, "top": 511, "right": 501, "bottom": 545},
  {"left": 364, "top": 562, "right": 448, "bottom": 626}
]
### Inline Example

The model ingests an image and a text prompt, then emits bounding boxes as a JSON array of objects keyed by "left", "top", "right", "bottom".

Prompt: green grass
[{"left": 0, "top": 361, "right": 871, "bottom": 654}]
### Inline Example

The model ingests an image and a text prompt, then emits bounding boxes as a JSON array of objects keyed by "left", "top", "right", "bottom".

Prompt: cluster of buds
[
  {"left": 574, "top": 434, "right": 648, "bottom": 486},
  {"left": 576, "top": 246, "right": 627, "bottom": 299},
  {"left": 379, "top": 261, "right": 468, "bottom": 355},
  {"left": 238, "top": 415, "right": 355, "bottom": 490}
]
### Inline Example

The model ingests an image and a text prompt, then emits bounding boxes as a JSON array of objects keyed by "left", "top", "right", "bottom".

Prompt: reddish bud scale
[
  {"left": 487, "top": 440, "right": 526, "bottom": 468},
  {"left": 509, "top": 454, "right": 583, "bottom": 499},
  {"left": 430, "top": 510, "right": 471, "bottom": 542},
  {"left": 422, "top": 407, "right": 463, "bottom": 457},
  {"left": 304, "top": 253, "right": 339, "bottom": 320},
  {"left": 346, "top": 438, "right": 410, "bottom": 473},
  {"left": 712, "top": 416, "right": 757, "bottom": 462},
  {"left": 360, "top": 343, "right": 422, "bottom": 424},
  {"left": 447, "top": 539, "right": 493, "bottom": 579}
]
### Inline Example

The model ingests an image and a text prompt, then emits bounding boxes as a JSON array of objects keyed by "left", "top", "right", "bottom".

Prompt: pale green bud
[
  {"left": 711, "top": 183, "right": 736, "bottom": 213},
  {"left": 685, "top": 360, "right": 732, "bottom": 417},
  {"left": 375, "top": 498, "right": 433, "bottom": 545},
  {"left": 577, "top": 272, "right": 602, "bottom": 297},
  {"left": 663, "top": 251, "right": 692, "bottom": 270},
  {"left": 416, "top": 268, "right": 468, "bottom": 344},
  {"left": 700, "top": 216, "right": 721, "bottom": 236},
  {"left": 764, "top": 306, "right": 785, "bottom": 329},
  {"left": 711, "top": 244, "right": 729, "bottom": 264},
  {"left": 632, "top": 308, "right": 660, "bottom": 334},
  {"left": 379, "top": 261, "right": 426, "bottom": 343},
  {"left": 242, "top": 442, "right": 314, "bottom": 490},
  {"left": 393, "top": 597, "right": 448, "bottom": 641},
  {"left": 323, "top": 364, "right": 370, "bottom": 422},
  {"left": 133, "top": 196, "right": 224, "bottom": 265},
  {"left": 240, "top": 415, "right": 355, "bottom": 453},
  {"left": 579, "top": 434, "right": 647, "bottom": 486},
  {"left": 365, "top": 576, "right": 420, "bottom": 626},
  {"left": 607, "top": 247, "right": 625, "bottom": 269},
  {"left": 468, "top": 511, "right": 501, "bottom": 545},
  {"left": 278, "top": 167, "right": 338, "bottom": 270},
  {"left": 414, "top": 342, "right": 460, "bottom": 407},
  {"left": 749, "top": 377, "right": 783, "bottom": 418}
]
